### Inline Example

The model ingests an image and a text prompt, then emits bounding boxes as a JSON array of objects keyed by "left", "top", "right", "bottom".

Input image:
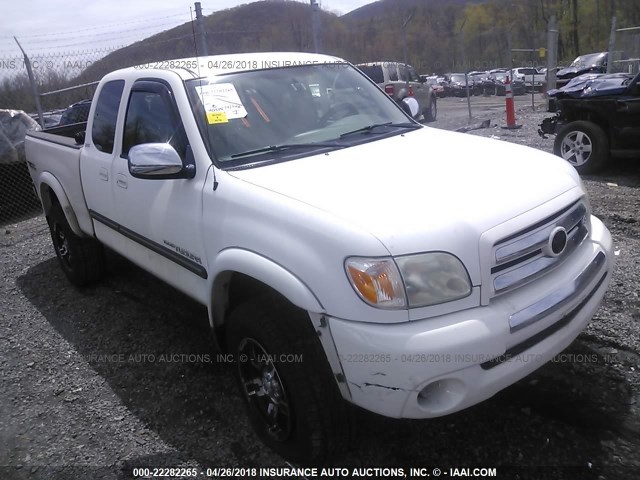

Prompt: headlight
[
  {"left": 345, "top": 258, "right": 406, "bottom": 308},
  {"left": 345, "top": 253, "right": 472, "bottom": 309},
  {"left": 396, "top": 253, "right": 472, "bottom": 307}
]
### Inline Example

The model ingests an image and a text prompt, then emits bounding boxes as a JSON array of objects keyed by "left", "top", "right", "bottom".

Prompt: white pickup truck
[
  {"left": 512, "top": 67, "right": 547, "bottom": 92},
  {"left": 26, "top": 52, "right": 613, "bottom": 463}
]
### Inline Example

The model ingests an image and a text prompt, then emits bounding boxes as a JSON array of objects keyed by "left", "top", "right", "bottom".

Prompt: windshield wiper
[
  {"left": 339, "top": 122, "right": 420, "bottom": 139},
  {"left": 231, "top": 142, "right": 345, "bottom": 159}
]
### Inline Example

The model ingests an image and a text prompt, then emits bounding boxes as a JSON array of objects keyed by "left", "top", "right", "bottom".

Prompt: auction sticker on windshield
[{"left": 195, "top": 83, "right": 248, "bottom": 124}]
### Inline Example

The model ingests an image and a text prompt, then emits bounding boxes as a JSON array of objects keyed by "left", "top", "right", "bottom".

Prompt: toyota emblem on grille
[{"left": 545, "top": 226, "right": 568, "bottom": 257}]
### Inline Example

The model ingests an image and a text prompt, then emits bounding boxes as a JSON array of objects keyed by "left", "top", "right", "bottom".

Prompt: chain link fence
[
  {"left": 610, "top": 26, "right": 640, "bottom": 75},
  {"left": 0, "top": 47, "right": 116, "bottom": 226}
]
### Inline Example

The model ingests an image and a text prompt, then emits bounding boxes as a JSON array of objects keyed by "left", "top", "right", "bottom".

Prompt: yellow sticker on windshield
[
  {"left": 206, "top": 111, "right": 228, "bottom": 124},
  {"left": 195, "top": 83, "right": 248, "bottom": 121}
]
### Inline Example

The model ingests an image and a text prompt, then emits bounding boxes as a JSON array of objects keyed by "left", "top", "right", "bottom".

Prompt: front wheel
[
  {"left": 226, "top": 295, "right": 349, "bottom": 464},
  {"left": 553, "top": 121, "right": 609, "bottom": 174},
  {"left": 47, "top": 202, "right": 105, "bottom": 286}
]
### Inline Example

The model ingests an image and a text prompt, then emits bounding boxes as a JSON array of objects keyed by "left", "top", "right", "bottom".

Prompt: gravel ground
[{"left": 2, "top": 103, "right": 640, "bottom": 479}]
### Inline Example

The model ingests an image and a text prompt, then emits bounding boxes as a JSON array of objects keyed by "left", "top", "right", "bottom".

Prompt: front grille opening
[
  {"left": 489, "top": 201, "right": 589, "bottom": 298},
  {"left": 491, "top": 249, "right": 540, "bottom": 275}
]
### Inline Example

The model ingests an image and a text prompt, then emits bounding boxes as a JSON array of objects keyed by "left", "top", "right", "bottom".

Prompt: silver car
[{"left": 356, "top": 61, "right": 437, "bottom": 122}]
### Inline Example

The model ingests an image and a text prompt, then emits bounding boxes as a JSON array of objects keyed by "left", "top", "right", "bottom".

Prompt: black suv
[
  {"left": 556, "top": 52, "right": 608, "bottom": 88},
  {"left": 58, "top": 99, "right": 92, "bottom": 126},
  {"left": 539, "top": 71, "right": 640, "bottom": 173}
]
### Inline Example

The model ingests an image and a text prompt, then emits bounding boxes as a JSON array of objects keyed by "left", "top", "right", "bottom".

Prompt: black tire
[
  {"left": 226, "top": 294, "right": 349, "bottom": 464},
  {"left": 553, "top": 121, "right": 609, "bottom": 174},
  {"left": 47, "top": 202, "right": 105, "bottom": 286},
  {"left": 424, "top": 97, "right": 437, "bottom": 122}
]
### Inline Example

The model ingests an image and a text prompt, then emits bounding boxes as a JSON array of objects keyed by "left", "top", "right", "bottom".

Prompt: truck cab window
[
  {"left": 122, "top": 90, "right": 186, "bottom": 159},
  {"left": 91, "top": 80, "right": 124, "bottom": 154}
]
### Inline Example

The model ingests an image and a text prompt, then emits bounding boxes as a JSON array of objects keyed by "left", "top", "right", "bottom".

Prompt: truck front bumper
[{"left": 328, "top": 216, "right": 613, "bottom": 419}]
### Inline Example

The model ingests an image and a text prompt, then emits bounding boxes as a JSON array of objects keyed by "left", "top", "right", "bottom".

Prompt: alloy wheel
[
  {"left": 237, "top": 337, "right": 292, "bottom": 441},
  {"left": 559, "top": 130, "right": 593, "bottom": 167}
]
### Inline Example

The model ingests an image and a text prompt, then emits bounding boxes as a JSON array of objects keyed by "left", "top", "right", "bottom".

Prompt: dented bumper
[
  {"left": 327, "top": 217, "right": 613, "bottom": 419},
  {"left": 538, "top": 115, "right": 563, "bottom": 138}
]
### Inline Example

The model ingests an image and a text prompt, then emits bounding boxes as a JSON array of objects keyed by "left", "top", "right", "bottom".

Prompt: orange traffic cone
[{"left": 502, "top": 76, "right": 521, "bottom": 130}]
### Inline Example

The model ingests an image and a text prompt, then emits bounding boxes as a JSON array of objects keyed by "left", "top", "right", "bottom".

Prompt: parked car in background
[
  {"left": 435, "top": 76, "right": 452, "bottom": 97},
  {"left": 444, "top": 73, "right": 471, "bottom": 97},
  {"left": 469, "top": 71, "right": 490, "bottom": 95},
  {"left": 512, "top": 67, "right": 546, "bottom": 92},
  {"left": 557, "top": 52, "right": 608, "bottom": 88},
  {"left": 58, "top": 99, "right": 92, "bottom": 126},
  {"left": 539, "top": 71, "right": 640, "bottom": 173},
  {"left": 357, "top": 61, "right": 437, "bottom": 121},
  {"left": 486, "top": 71, "right": 526, "bottom": 96},
  {"left": 421, "top": 75, "right": 446, "bottom": 97},
  {"left": 30, "top": 112, "right": 63, "bottom": 129}
]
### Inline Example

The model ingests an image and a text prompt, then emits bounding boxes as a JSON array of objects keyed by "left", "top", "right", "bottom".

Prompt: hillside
[
  {"left": 3, "top": 0, "right": 640, "bottom": 113},
  {"left": 46, "top": 0, "right": 640, "bottom": 85},
  {"left": 78, "top": 1, "right": 348, "bottom": 83},
  {"left": 343, "top": 0, "right": 477, "bottom": 21},
  {"left": 77, "top": 0, "right": 471, "bottom": 84}
]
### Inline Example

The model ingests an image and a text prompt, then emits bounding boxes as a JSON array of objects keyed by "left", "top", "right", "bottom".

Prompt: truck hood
[
  {"left": 227, "top": 127, "right": 579, "bottom": 257},
  {"left": 557, "top": 66, "right": 593, "bottom": 79},
  {"left": 548, "top": 73, "right": 633, "bottom": 98}
]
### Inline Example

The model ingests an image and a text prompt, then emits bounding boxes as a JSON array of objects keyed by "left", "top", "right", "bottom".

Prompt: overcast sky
[{"left": 0, "top": 0, "right": 373, "bottom": 57}]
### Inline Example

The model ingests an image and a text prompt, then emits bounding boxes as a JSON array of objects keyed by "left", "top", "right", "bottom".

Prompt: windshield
[
  {"left": 449, "top": 74, "right": 466, "bottom": 83},
  {"left": 185, "top": 63, "right": 413, "bottom": 167},
  {"left": 570, "top": 53, "right": 606, "bottom": 68}
]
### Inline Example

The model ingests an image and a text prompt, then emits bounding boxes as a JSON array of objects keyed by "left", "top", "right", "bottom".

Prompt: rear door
[
  {"left": 81, "top": 79, "right": 126, "bottom": 224},
  {"left": 407, "top": 64, "right": 429, "bottom": 115}
]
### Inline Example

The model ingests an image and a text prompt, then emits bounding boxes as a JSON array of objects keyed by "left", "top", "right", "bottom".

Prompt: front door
[{"left": 109, "top": 79, "right": 210, "bottom": 294}]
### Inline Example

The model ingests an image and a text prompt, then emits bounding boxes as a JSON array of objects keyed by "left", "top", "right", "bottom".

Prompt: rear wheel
[
  {"left": 47, "top": 202, "right": 105, "bottom": 286},
  {"left": 553, "top": 121, "right": 609, "bottom": 174},
  {"left": 226, "top": 294, "right": 349, "bottom": 464},
  {"left": 424, "top": 97, "right": 437, "bottom": 122}
]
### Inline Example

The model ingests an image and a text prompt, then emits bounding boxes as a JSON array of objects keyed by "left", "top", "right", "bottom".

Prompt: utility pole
[
  {"left": 401, "top": 9, "right": 415, "bottom": 98},
  {"left": 310, "top": 0, "right": 321, "bottom": 53},
  {"left": 546, "top": 16, "right": 558, "bottom": 90},
  {"left": 14, "top": 37, "right": 43, "bottom": 128},
  {"left": 546, "top": 15, "right": 558, "bottom": 110},
  {"left": 460, "top": 28, "right": 472, "bottom": 121},
  {"left": 607, "top": 16, "right": 617, "bottom": 74},
  {"left": 195, "top": 2, "right": 208, "bottom": 57}
]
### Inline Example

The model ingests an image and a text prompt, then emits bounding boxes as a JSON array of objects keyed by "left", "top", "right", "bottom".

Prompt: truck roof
[{"left": 106, "top": 52, "right": 346, "bottom": 82}]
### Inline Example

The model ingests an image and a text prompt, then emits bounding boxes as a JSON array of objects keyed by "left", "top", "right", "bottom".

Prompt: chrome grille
[{"left": 490, "top": 200, "right": 589, "bottom": 297}]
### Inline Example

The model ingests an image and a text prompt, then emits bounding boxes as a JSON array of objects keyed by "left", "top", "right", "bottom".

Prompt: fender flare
[
  {"left": 209, "top": 248, "right": 324, "bottom": 329},
  {"left": 36, "top": 172, "right": 83, "bottom": 237}
]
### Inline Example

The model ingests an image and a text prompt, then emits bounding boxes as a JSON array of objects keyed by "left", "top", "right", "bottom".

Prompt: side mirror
[
  {"left": 401, "top": 97, "right": 420, "bottom": 118},
  {"left": 128, "top": 143, "right": 191, "bottom": 179}
]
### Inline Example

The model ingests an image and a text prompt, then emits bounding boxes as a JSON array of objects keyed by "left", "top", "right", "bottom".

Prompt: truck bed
[
  {"left": 25, "top": 121, "right": 94, "bottom": 235},
  {"left": 27, "top": 121, "right": 86, "bottom": 149}
]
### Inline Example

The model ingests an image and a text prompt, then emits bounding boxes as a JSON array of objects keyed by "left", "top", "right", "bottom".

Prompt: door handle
[
  {"left": 116, "top": 173, "right": 128, "bottom": 189},
  {"left": 99, "top": 167, "right": 109, "bottom": 181}
]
